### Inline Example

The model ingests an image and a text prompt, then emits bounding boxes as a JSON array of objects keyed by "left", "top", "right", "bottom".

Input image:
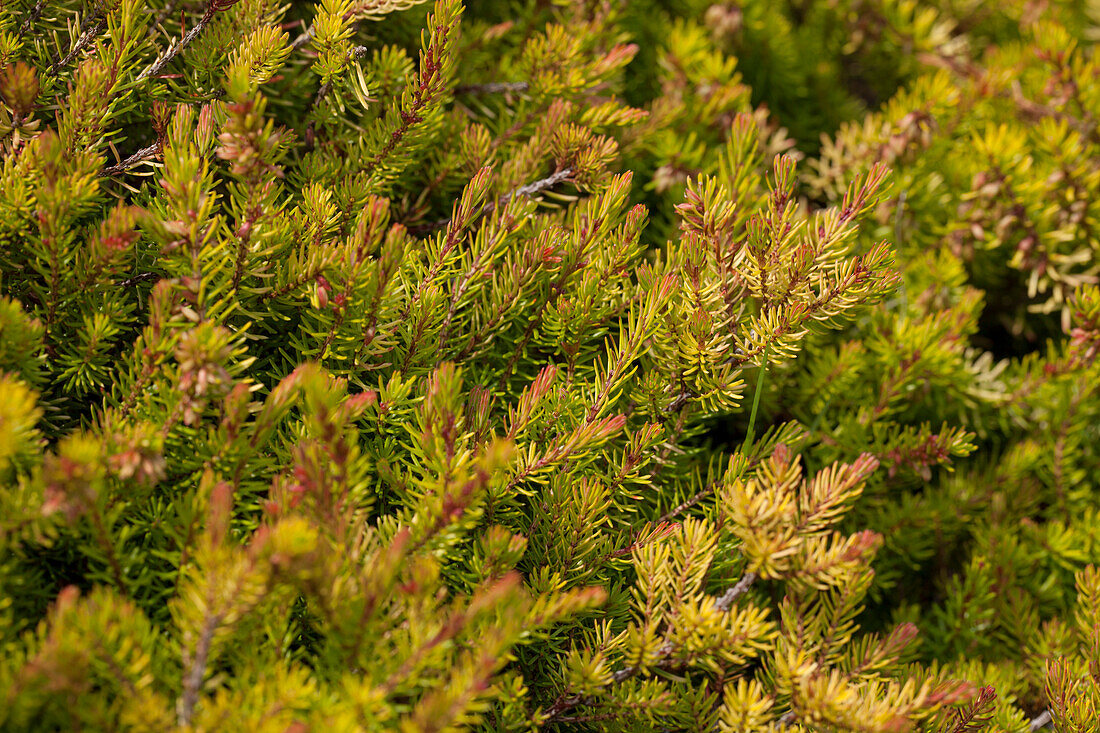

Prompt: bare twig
[
  {"left": 501, "top": 167, "right": 572, "bottom": 205},
  {"left": 117, "top": 272, "right": 160, "bottom": 288},
  {"left": 18, "top": 0, "right": 48, "bottom": 37},
  {"left": 714, "top": 571, "right": 757, "bottom": 612},
  {"left": 138, "top": 2, "right": 221, "bottom": 82},
  {"left": 657, "top": 481, "right": 717, "bottom": 524},
  {"left": 1030, "top": 710, "right": 1052, "bottom": 731},
  {"left": 100, "top": 141, "right": 162, "bottom": 177},
  {"left": 290, "top": 23, "right": 315, "bottom": 51},
  {"left": 410, "top": 167, "right": 573, "bottom": 237},
  {"left": 46, "top": 14, "right": 106, "bottom": 78}
]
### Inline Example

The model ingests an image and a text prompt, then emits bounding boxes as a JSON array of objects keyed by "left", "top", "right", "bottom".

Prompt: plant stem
[{"left": 743, "top": 341, "right": 769, "bottom": 452}]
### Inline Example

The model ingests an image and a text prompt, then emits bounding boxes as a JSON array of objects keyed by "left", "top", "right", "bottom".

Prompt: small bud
[
  {"left": 0, "top": 62, "right": 40, "bottom": 117},
  {"left": 195, "top": 103, "right": 216, "bottom": 152}
]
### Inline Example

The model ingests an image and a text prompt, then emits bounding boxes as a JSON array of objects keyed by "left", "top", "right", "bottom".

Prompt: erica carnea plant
[{"left": 2, "top": 1, "right": 1100, "bottom": 731}]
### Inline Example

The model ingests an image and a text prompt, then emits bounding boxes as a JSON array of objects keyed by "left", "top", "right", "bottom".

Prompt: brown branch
[
  {"left": 359, "top": 8, "right": 457, "bottom": 181},
  {"left": 657, "top": 445, "right": 775, "bottom": 524},
  {"left": 46, "top": 14, "right": 105, "bottom": 79},
  {"left": 229, "top": 207, "right": 261, "bottom": 293},
  {"left": 504, "top": 167, "right": 572, "bottom": 205},
  {"left": 411, "top": 167, "right": 573, "bottom": 237},
  {"left": 18, "top": 0, "right": 48, "bottom": 37},
  {"left": 657, "top": 480, "right": 717, "bottom": 525},
  {"left": 139, "top": 1, "right": 225, "bottom": 83},
  {"left": 100, "top": 141, "right": 162, "bottom": 177}
]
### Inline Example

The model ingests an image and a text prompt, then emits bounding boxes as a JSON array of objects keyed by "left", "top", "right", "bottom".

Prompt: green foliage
[{"left": 1, "top": 1, "right": 1099, "bottom": 731}]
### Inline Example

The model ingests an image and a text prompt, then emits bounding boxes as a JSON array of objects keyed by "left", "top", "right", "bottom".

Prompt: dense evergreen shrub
[{"left": 1, "top": 1, "right": 1099, "bottom": 730}]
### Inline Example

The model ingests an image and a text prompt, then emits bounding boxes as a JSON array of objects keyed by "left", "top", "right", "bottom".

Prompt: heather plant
[
  {"left": 2, "top": 1, "right": 1100, "bottom": 732},
  {"left": 810, "top": 16, "right": 1100, "bottom": 339},
  {"left": 699, "top": 0, "right": 964, "bottom": 151}
]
